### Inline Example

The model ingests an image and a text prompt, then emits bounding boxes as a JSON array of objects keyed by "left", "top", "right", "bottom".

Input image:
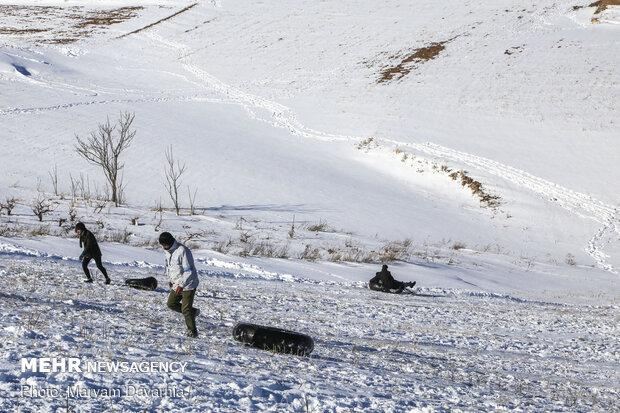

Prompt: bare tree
[
  {"left": 0, "top": 197, "right": 19, "bottom": 216},
  {"left": 48, "top": 164, "right": 59, "bottom": 196},
  {"left": 75, "top": 111, "right": 136, "bottom": 207},
  {"left": 32, "top": 195, "right": 55, "bottom": 222},
  {"left": 164, "top": 145, "right": 186, "bottom": 215},
  {"left": 188, "top": 186, "right": 198, "bottom": 215}
]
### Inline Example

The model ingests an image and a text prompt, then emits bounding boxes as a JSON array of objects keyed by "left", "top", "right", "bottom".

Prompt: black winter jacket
[
  {"left": 369, "top": 269, "right": 397, "bottom": 289},
  {"left": 79, "top": 229, "right": 102, "bottom": 259}
]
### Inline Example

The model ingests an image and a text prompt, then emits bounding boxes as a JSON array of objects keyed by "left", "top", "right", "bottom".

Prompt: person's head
[
  {"left": 159, "top": 232, "right": 175, "bottom": 250},
  {"left": 382, "top": 264, "right": 388, "bottom": 271},
  {"left": 75, "top": 222, "right": 86, "bottom": 235}
]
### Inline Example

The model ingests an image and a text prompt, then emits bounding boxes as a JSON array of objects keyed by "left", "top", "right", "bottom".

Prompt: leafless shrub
[
  {"left": 69, "top": 173, "right": 93, "bottom": 202},
  {"left": 274, "top": 244, "right": 290, "bottom": 259},
  {"left": 93, "top": 201, "right": 107, "bottom": 214},
  {"left": 188, "top": 186, "right": 198, "bottom": 216},
  {"left": 151, "top": 198, "right": 164, "bottom": 213},
  {"left": 0, "top": 197, "right": 19, "bottom": 216},
  {"left": 164, "top": 145, "right": 186, "bottom": 215},
  {"left": 251, "top": 241, "right": 275, "bottom": 257},
  {"left": 327, "top": 248, "right": 343, "bottom": 262},
  {"left": 239, "top": 238, "right": 255, "bottom": 257},
  {"left": 68, "top": 206, "right": 77, "bottom": 222},
  {"left": 69, "top": 175, "right": 79, "bottom": 201},
  {"left": 182, "top": 228, "right": 218, "bottom": 244},
  {"left": 342, "top": 246, "right": 376, "bottom": 263},
  {"left": 75, "top": 111, "right": 136, "bottom": 207},
  {"left": 106, "top": 229, "right": 132, "bottom": 244},
  {"left": 288, "top": 215, "right": 296, "bottom": 239},
  {"left": 27, "top": 225, "right": 52, "bottom": 236},
  {"left": 449, "top": 170, "right": 501, "bottom": 208},
  {"left": 451, "top": 241, "right": 467, "bottom": 250},
  {"left": 0, "top": 224, "right": 26, "bottom": 236},
  {"left": 48, "top": 164, "right": 59, "bottom": 196},
  {"left": 31, "top": 195, "right": 55, "bottom": 222},
  {"left": 154, "top": 211, "right": 163, "bottom": 233},
  {"left": 27, "top": 311, "right": 41, "bottom": 330},
  {"left": 306, "top": 219, "right": 331, "bottom": 232},
  {"left": 239, "top": 230, "right": 253, "bottom": 244},
  {"left": 234, "top": 217, "right": 246, "bottom": 230},
  {"left": 298, "top": 245, "right": 321, "bottom": 261},
  {"left": 213, "top": 237, "right": 233, "bottom": 254},
  {"left": 378, "top": 238, "right": 412, "bottom": 262},
  {"left": 565, "top": 253, "right": 577, "bottom": 266}
]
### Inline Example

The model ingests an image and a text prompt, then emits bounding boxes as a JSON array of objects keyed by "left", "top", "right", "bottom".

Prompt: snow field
[
  {"left": 1, "top": 0, "right": 620, "bottom": 411},
  {"left": 1, "top": 252, "right": 618, "bottom": 412}
]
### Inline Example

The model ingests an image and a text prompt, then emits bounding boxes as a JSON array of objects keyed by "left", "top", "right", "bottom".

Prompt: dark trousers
[
  {"left": 167, "top": 289, "right": 197, "bottom": 332},
  {"left": 82, "top": 255, "right": 109, "bottom": 280}
]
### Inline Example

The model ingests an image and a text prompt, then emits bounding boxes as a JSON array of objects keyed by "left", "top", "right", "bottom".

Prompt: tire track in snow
[{"left": 152, "top": 33, "right": 619, "bottom": 276}]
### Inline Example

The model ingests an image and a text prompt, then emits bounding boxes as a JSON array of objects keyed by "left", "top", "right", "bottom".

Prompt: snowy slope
[
  {"left": 1, "top": 249, "right": 619, "bottom": 412},
  {"left": 1, "top": 0, "right": 619, "bottom": 411}
]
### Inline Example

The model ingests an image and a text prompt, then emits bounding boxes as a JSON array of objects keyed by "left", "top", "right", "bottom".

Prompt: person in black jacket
[
  {"left": 75, "top": 222, "right": 110, "bottom": 284},
  {"left": 369, "top": 264, "right": 415, "bottom": 292}
]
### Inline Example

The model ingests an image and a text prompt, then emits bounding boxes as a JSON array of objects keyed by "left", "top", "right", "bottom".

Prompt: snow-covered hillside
[
  {"left": 1, "top": 0, "right": 619, "bottom": 411},
  {"left": 1, "top": 250, "right": 619, "bottom": 412}
]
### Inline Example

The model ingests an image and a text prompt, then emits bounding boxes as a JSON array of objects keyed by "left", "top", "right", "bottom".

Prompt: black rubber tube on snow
[
  {"left": 368, "top": 280, "right": 404, "bottom": 294},
  {"left": 125, "top": 276, "right": 158, "bottom": 291},
  {"left": 233, "top": 323, "right": 314, "bottom": 356}
]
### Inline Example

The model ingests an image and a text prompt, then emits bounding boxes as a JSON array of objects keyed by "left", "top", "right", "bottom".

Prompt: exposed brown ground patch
[
  {"left": 589, "top": 0, "right": 620, "bottom": 13},
  {"left": 377, "top": 39, "right": 453, "bottom": 84},
  {"left": 0, "top": 5, "right": 142, "bottom": 44},
  {"left": 574, "top": 0, "right": 620, "bottom": 12},
  {"left": 449, "top": 170, "right": 501, "bottom": 209}
]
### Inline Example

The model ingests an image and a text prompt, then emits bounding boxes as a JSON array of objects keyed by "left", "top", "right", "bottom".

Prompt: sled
[
  {"left": 368, "top": 280, "right": 413, "bottom": 294},
  {"left": 232, "top": 323, "right": 314, "bottom": 356},
  {"left": 124, "top": 276, "right": 158, "bottom": 291}
]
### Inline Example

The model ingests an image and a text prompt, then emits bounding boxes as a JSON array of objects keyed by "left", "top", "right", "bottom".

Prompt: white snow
[{"left": 0, "top": 0, "right": 619, "bottom": 411}]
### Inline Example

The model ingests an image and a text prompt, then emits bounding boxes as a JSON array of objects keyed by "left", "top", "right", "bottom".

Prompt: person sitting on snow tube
[{"left": 369, "top": 264, "right": 415, "bottom": 293}]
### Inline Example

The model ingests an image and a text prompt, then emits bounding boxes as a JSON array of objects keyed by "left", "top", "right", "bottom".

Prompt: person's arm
[
  {"left": 79, "top": 234, "right": 93, "bottom": 259},
  {"left": 164, "top": 254, "right": 172, "bottom": 289},
  {"left": 178, "top": 248, "right": 196, "bottom": 290}
]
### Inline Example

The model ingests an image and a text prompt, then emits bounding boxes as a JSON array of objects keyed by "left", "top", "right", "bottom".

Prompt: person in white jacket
[{"left": 159, "top": 232, "right": 200, "bottom": 338}]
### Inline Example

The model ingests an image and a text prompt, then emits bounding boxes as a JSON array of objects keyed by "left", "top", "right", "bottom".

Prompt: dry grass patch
[
  {"left": 574, "top": 0, "right": 620, "bottom": 22},
  {"left": 0, "top": 5, "right": 142, "bottom": 44},
  {"left": 449, "top": 170, "right": 501, "bottom": 209},
  {"left": 378, "top": 39, "right": 453, "bottom": 84},
  {"left": 589, "top": 0, "right": 620, "bottom": 13}
]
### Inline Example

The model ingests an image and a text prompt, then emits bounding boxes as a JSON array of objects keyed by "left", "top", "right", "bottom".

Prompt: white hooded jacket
[{"left": 164, "top": 241, "right": 199, "bottom": 290}]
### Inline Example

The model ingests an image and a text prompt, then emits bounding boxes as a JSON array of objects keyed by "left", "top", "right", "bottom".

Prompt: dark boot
[{"left": 186, "top": 329, "right": 198, "bottom": 338}]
